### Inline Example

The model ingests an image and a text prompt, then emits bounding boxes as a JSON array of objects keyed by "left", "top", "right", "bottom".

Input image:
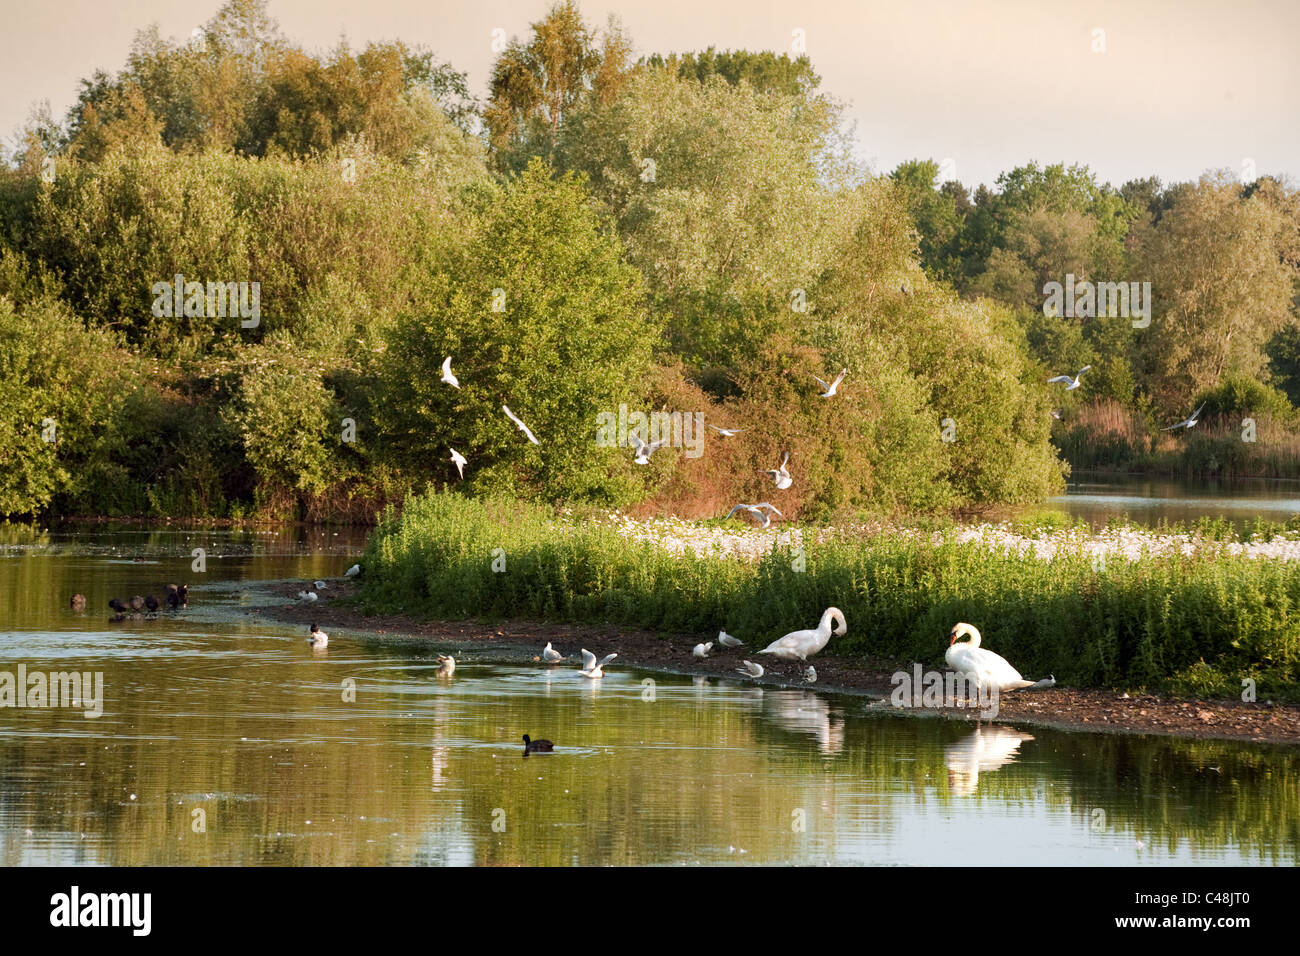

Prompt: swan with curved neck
[
  {"left": 757, "top": 607, "right": 847, "bottom": 662},
  {"left": 945, "top": 623, "right": 1037, "bottom": 692}
]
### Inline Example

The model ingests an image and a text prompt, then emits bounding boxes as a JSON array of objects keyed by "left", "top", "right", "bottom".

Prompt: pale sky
[{"left": 1, "top": 0, "right": 1296, "bottom": 190}]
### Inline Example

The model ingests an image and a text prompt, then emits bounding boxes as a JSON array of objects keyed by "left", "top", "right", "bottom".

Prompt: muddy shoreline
[{"left": 245, "top": 581, "right": 1300, "bottom": 746}]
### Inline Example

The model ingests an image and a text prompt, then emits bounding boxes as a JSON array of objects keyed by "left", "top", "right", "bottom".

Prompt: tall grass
[{"left": 361, "top": 493, "right": 1300, "bottom": 700}]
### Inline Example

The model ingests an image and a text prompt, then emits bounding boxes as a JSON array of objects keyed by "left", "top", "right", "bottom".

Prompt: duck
[
  {"left": 144, "top": 594, "right": 160, "bottom": 614},
  {"left": 129, "top": 595, "right": 145, "bottom": 612},
  {"left": 946, "top": 623, "right": 1052, "bottom": 693},
  {"left": 307, "top": 623, "right": 328, "bottom": 647},
  {"left": 522, "top": 734, "right": 554, "bottom": 755},
  {"left": 108, "top": 598, "right": 128, "bottom": 614},
  {"left": 435, "top": 654, "right": 456, "bottom": 677},
  {"left": 579, "top": 649, "right": 617, "bottom": 678},
  {"left": 70, "top": 593, "right": 86, "bottom": 611},
  {"left": 542, "top": 642, "right": 566, "bottom": 663},
  {"left": 164, "top": 584, "right": 188, "bottom": 609},
  {"left": 757, "top": 607, "right": 846, "bottom": 662}
]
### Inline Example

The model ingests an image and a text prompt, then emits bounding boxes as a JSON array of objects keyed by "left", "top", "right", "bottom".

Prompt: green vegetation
[
  {"left": 363, "top": 493, "right": 1300, "bottom": 699},
  {"left": 2, "top": 0, "right": 1298, "bottom": 522}
]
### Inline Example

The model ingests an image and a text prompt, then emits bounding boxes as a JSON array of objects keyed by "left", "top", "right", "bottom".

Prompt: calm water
[
  {"left": 1047, "top": 474, "right": 1300, "bottom": 530},
  {"left": 0, "top": 524, "right": 1296, "bottom": 866}
]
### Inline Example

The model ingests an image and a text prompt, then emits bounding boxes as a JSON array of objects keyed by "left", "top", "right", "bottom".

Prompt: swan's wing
[
  {"left": 597, "top": 653, "right": 618, "bottom": 668},
  {"left": 580, "top": 649, "right": 596, "bottom": 670},
  {"left": 971, "top": 647, "right": 1024, "bottom": 684}
]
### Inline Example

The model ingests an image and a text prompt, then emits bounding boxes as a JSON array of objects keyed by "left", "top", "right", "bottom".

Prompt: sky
[{"left": 1, "top": 0, "right": 1296, "bottom": 190}]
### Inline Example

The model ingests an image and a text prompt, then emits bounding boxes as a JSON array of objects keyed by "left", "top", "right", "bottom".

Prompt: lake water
[
  {"left": 1046, "top": 474, "right": 1300, "bottom": 530},
  {"left": 0, "top": 524, "right": 1296, "bottom": 866}
]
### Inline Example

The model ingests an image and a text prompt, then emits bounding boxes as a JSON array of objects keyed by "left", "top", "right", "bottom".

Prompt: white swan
[
  {"left": 946, "top": 623, "right": 1046, "bottom": 693},
  {"left": 441, "top": 356, "right": 460, "bottom": 389},
  {"left": 763, "top": 452, "right": 793, "bottom": 490},
  {"left": 630, "top": 434, "right": 668, "bottom": 465},
  {"left": 435, "top": 654, "right": 456, "bottom": 677},
  {"left": 944, "top": 725, "right": 1035, "bottom": 796},
  {"left": 736, "top": 660, "right": 764, "bottom": 679},
  {"left": 307, "top": 623, "right": 328, "bottom": 647},
  {"left": 1162, "top": 402, "right": 1207, "bottom": 431},
  {"left": 450, "top": 447, "right": 467, "bottom": 478},
  {"left": 579, "top": 649, "right": 617, "bottom": 678},
  {"left": 757, "top": 607, "right": 846, "bottom": 661},
  {"left": 692, "top": 641, "right": 713, "bottom": 659},
  {"left": 718, "top": 630, "right": 743, "bottom": 648},
  {"left": 503, "top": 405, "right": 540, "bottom": 444},
  {"left": 1047, "top": 365, "right": 1091, "bottom": 391},
  {"left": 814, "top": 368, "right": 847, "bottom": 398}
]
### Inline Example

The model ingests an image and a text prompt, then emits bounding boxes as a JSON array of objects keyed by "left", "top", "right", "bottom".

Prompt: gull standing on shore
[
  {"left": 692, "top": 642, "right": 713, "bottom": 659},
  {"left": 718, "top": 630, "right": 743, "bottom": 648},
  {"left": 736, "top": 660, "right": 764, "bottom": 679}
]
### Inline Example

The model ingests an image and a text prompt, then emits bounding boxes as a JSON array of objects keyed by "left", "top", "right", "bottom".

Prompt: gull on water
[
  {"left": 763, "top": 452, "right": 793, "bottom": 490},
  {"left": 692, "top": 642, "right": 713, "bottom": 659},
  {"left": 450, "top": 447, "right": 468, "bottom": 479},
  {"left": 726, "top": 502, "right": 782, "bottom": 528},
  {"left": 503, "top": 405, "right": 540, "bottom": 444},
  {"left": 435, "top": 654, "right": 456, "bottom": 677},
  {"left": 579, "top": 649, "right": 618, "bottom": 678},
  {"left": 814, "top": 368, "right": 847, "bottom": 398},
  {"left": 736, "top": 660, "right": 764, "bottom": 679},
  {"left": 441, "top": 356, "right": 460, "bottom": 389},
  {"left": 718, "top": 630, "right": 743, "bottom": 648},
  {"left": 1047, "top": 365, "right": 1091, "bottom": 391},
  {"left": 1162, "top": 402, "right": 1207, "bottom": 431},
  {"left": 307, "top": 623, "right": 328, "bottom": 647}
]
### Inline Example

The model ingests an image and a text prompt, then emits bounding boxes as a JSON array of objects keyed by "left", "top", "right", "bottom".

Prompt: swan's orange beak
[{"left": 949, "top": 633, "right": 958, "bottom": 645}]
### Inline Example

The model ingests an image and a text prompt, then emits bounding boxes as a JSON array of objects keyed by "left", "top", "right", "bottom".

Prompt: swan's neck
[
  {"left": 962, "top": 628, "right": 982, "bottom": 649},
  {"left": 819, "top": 608, "right": 841, "bottom": 635}
]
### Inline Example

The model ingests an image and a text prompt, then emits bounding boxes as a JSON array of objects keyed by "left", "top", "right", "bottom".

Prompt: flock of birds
[
  {"left": 78, "top": 584, "right": 189, "bottom": 621},
  {"left": 1048, "top": 365, "right": 1207, "bottom": 431},
  {"left": 435, "top": 352, "right": 851, "bottom": 529}
]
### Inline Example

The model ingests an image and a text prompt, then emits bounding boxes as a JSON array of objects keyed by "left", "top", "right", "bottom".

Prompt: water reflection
[
  {"left": 762, "top": 689, "right": 845, "bottom": 755},
  {"left": 943, "top": 725, "right": 1035, "bottom": 796},
  {"left": 1045, "top": 474, "right": 1300, "bottom": 530}
]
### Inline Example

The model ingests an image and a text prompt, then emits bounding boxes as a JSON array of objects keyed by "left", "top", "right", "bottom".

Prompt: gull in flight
[
  {"left": 1047, "top": 365, "right": 1091, "bottom": 390},
  {"left": 736, "top": 660, "right": 764, "bottom": 679},
  {"left": 692, "top": 641, "right": 713, "bottom": 659},
  {"left": 1162, "top": 402, "right": 1207, "bottom": 431},
  {"left": 762, "top": 452, "right": 793, "bottom": 490},
  {"left": 718, "top": 630, "right": 743, "bottom": 648},
  {"left": 450, "top": 448, "right": 467, "bottom": 478},
  {"left": 726, "top": 502, "right": 783, "bottom": 528},
  {"left": 707, "top": 424, "right": 745, "bottom": 437},
  {"left": 441, "top": 356, "right": 460, "bottom": 389},
  {"left": 579, "top": 649, "right": 618, "bottom": 678},
  {"left": 502, "top": 405, "right": 540, "bottom": 444},
  {"left": 542, "top": 641, "right": 566, "bottom": 663},
  {"left": 1050, "top": 408, "right": 1064, "bottom": 421},
  {"left": 814, "top": 368, "right": 847, "bottom": 398},
  {"left": 630, "top": 434, "right": 668, "bottom": 465}
]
